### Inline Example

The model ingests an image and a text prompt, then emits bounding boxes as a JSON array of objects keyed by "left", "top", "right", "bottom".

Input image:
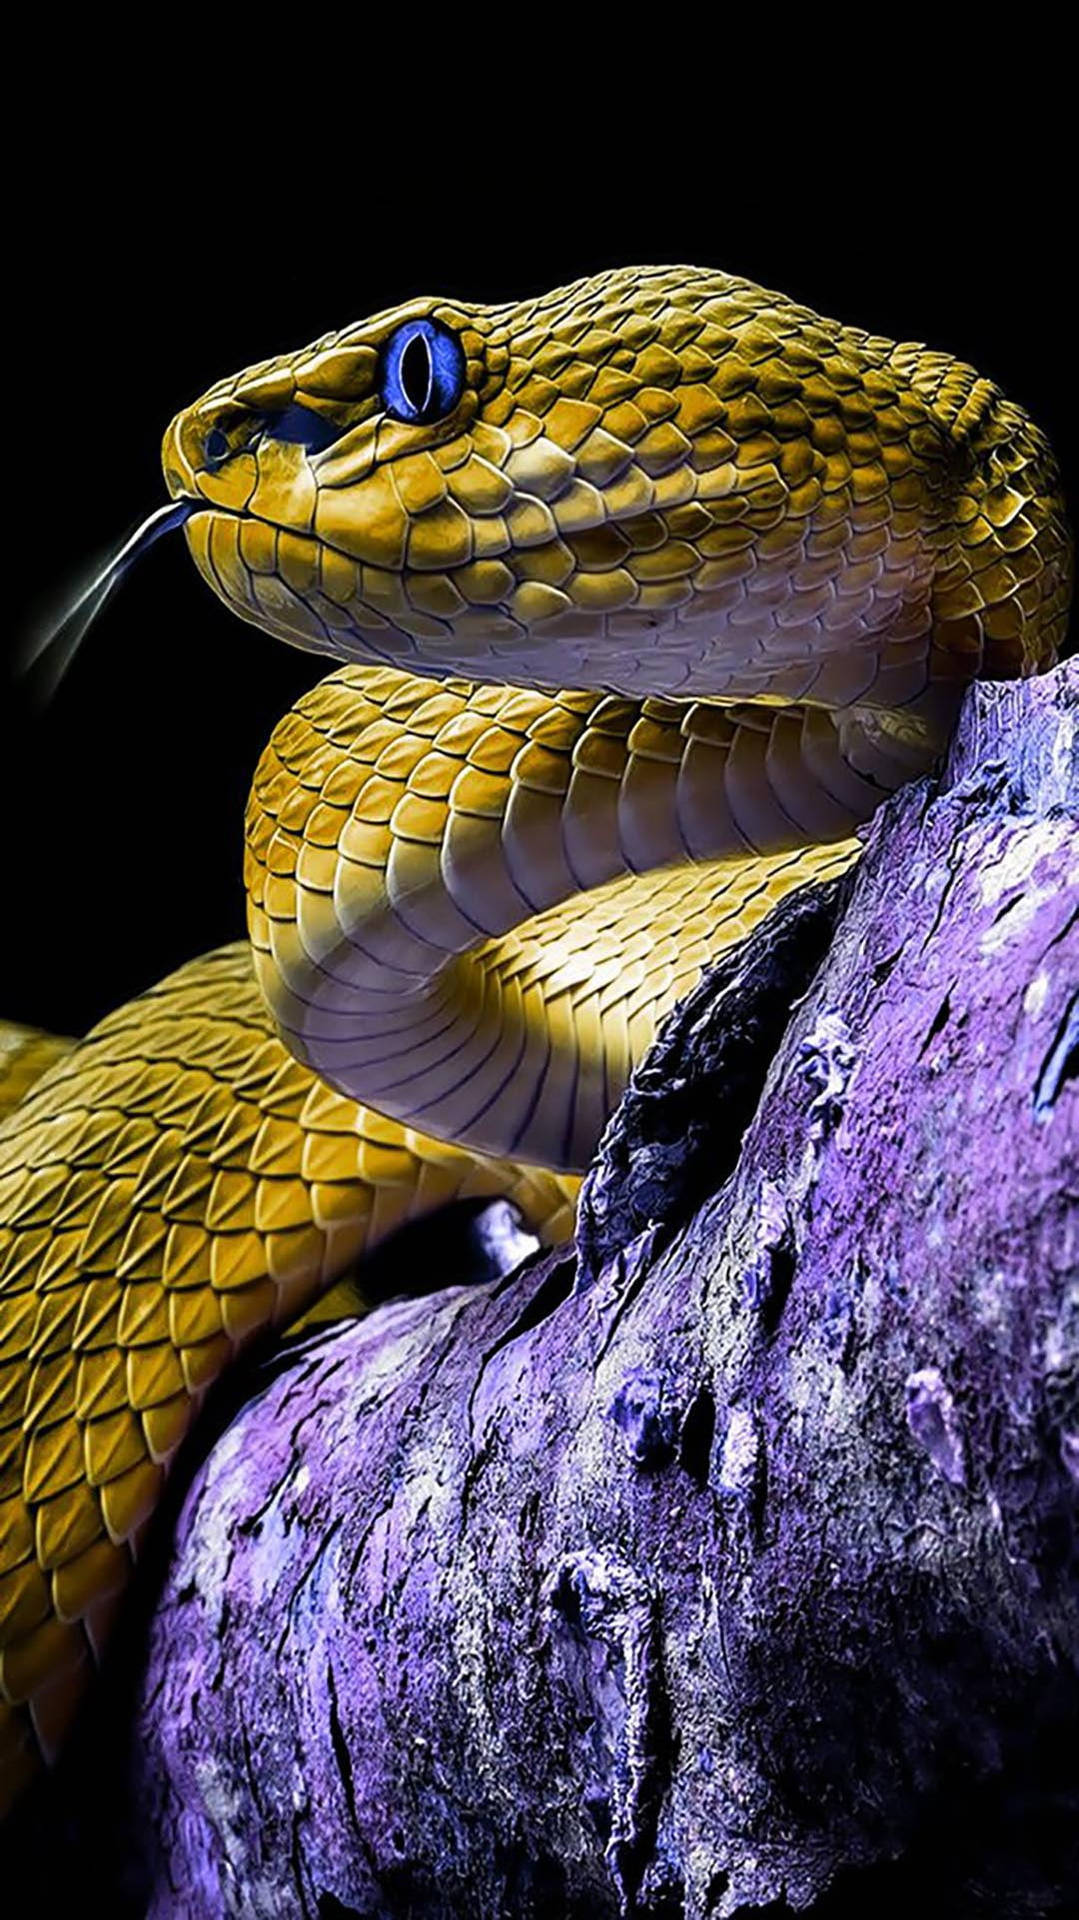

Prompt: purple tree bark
[{"left": 132, "top": 663, "right": 1076, "bottom": 1917}]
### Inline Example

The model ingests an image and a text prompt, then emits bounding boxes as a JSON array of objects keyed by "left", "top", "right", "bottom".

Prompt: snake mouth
[{"left": 19, "top": 499, "right": 204, "bottom": 700}]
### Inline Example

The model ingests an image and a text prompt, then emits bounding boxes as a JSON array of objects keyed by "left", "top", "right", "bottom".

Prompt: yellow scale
[{"left": 0, "top": 262, "right": 1071, "bottom": 1812}]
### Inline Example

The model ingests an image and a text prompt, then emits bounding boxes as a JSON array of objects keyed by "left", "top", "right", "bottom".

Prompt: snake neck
[{"left": 890, "top": 340, "right": 1073, "bottom": 681}]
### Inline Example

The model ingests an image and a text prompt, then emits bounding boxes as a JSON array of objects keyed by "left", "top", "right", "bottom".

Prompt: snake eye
[
  {"left": 205, "top": 426, "right": 230, "bottom": 464},
  {"left": 381, "top": 317, "right": 465, "bottom": 425}
]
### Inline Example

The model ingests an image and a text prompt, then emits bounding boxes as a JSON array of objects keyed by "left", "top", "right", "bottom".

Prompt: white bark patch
[
  {"left": 1023, "top": 968, "right": 1051, "bottom": 1021},
  {"left": 978, "top": 819, "right": 1077, "bottom": 956}
]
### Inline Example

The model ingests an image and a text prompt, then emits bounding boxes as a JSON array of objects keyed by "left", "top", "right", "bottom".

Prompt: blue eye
[{"left": 381, "top": 317, "right": 465, "bottom": 424}]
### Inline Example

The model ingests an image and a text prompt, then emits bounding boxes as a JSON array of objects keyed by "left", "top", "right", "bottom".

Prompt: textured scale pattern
[
  {"left": 244, "top": 667, "right": 871, "bottom": 1166},
  {"left": 0, "top": 952, "right": 576, "bottom": 1804},
  {"left": 0, "top": 264, "right": 1070, "bottom": 1813}
]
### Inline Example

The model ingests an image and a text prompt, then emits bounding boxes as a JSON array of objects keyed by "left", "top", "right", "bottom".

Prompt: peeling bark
[{"left": 77, "top": 669, "right": 1079, "bottom": 1912}]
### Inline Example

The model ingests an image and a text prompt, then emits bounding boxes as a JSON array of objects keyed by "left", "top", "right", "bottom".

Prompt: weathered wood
[{"left": 131, "top": 660, "right": 1078, "bottom": 1917}]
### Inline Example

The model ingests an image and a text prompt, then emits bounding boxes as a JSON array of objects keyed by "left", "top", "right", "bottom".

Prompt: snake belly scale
[{"left": 0, "top": 264, "right": 1070, "bottom": 1811}]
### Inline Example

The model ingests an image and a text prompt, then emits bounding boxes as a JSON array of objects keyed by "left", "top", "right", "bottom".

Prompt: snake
[{"left": 0, "top": 264, "right": 1071, "bottom": 1817}]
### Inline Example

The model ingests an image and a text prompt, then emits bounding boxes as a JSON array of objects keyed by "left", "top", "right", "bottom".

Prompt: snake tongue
[{"left": 19, "top": 498, "right": 200, "bottom": 702}]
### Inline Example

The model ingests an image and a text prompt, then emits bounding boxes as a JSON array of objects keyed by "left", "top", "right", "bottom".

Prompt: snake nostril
[{"left": 205, "top": 426, "right": 230, "bottom": 466}]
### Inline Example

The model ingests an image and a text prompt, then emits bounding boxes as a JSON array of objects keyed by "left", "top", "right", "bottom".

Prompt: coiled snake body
[{"left": 0, "top": 265, "right": 1070, "bottom": 1811}]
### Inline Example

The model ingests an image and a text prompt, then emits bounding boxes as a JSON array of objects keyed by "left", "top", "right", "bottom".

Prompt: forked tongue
[{"left": 19, "top": 499, "right": 199, "bottom": 702}]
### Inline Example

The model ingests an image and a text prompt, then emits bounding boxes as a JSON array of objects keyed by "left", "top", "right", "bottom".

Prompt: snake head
[{"left": 161, "top": 266, "right": 1071, "bottom": 704}]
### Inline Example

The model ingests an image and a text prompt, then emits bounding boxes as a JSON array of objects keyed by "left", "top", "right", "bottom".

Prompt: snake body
[{"left": 0, "top": 265, "right": 1070, "bottom": 1812}]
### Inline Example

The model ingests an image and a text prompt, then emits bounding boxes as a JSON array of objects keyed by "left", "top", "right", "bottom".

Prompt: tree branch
[{"left": 131, "top": 661, "right": 1078, "bottom": 1917}]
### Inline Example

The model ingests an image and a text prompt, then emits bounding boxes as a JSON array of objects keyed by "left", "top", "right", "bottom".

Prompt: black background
[{"left": 4, "top": 82, "right": 1073, "bottom": 1040}]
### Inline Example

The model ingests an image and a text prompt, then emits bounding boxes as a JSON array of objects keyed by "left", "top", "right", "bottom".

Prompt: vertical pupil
[{"left": 401, "top": 332, "right": 433, "bottom": 415}]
